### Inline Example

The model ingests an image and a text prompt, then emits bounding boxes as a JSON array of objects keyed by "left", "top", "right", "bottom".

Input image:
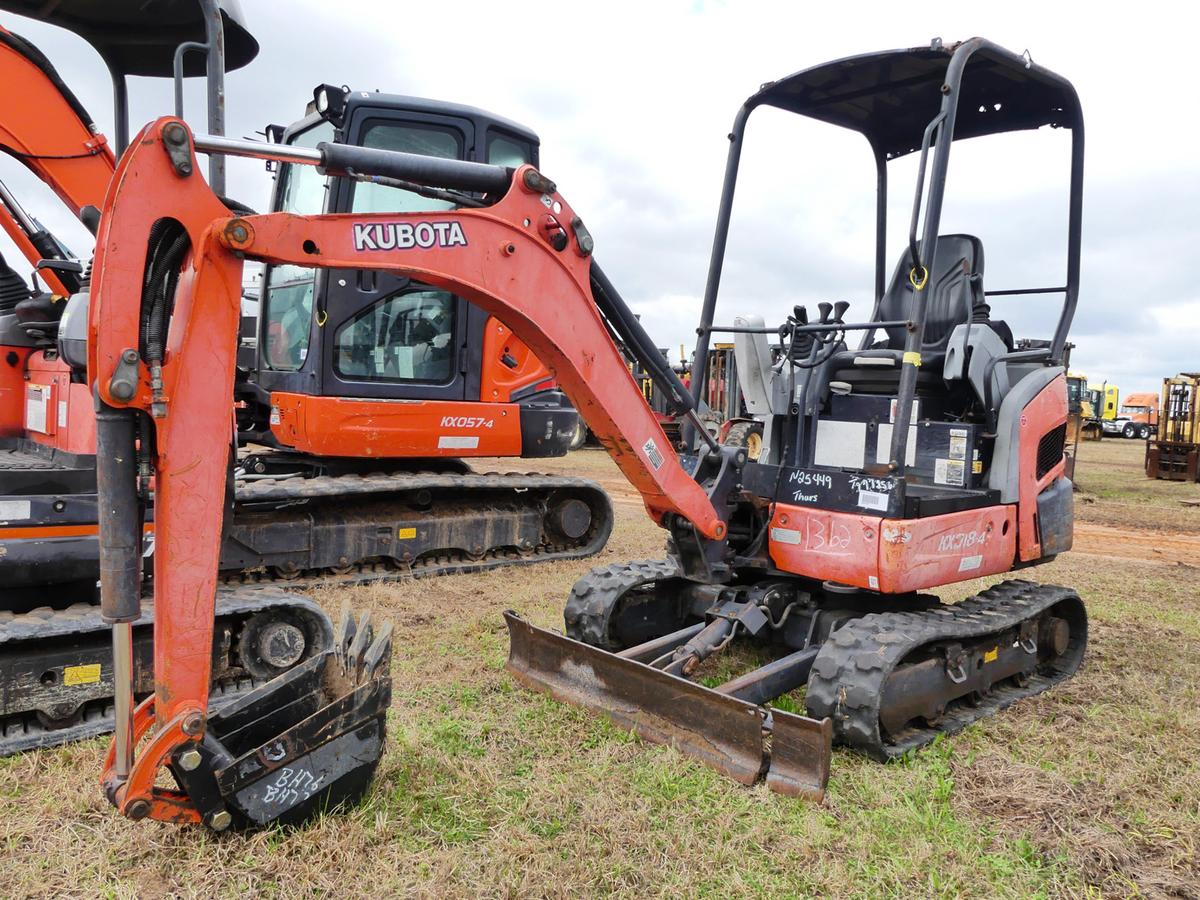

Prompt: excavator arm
[
  {"left": 88, "top": 118, "right": 725, "bottom": 826},
  {"left": 92, "top": 119, "right": 725, "bottom": 540},
  {"left": 0, "top": 25, "right": 115, "bottom": 294}
]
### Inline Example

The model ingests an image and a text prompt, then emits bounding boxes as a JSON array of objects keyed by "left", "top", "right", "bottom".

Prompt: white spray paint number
[
  {"left": 937, "top": 530, "right": 986, "bottom": 553},
  {"left": 262, "top": 766, "right": 324, "bottom": 808}
]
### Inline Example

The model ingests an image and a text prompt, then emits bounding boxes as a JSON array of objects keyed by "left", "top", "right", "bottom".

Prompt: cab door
[{"left": 319, "top": 110, "right": 475, "bottom": 401}]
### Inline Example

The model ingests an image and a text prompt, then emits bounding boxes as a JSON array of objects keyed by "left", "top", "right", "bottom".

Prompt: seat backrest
[{"left": 876, "top": 234, "right": 985, "bottom": 352}]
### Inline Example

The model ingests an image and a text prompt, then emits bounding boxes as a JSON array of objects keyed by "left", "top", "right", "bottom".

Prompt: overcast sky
[{"left": 2, "top": 0, "right": 1196, "bottom": 398}]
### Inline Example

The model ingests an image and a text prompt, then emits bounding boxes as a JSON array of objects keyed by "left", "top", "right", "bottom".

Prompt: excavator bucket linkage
[{"left": 505, "top": 611, "right": 832, "bottom": 801}]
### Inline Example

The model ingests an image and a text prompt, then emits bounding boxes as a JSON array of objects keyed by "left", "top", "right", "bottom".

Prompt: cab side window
[{"left": 333, "top": 289, "right": 456, "bottom": 383}]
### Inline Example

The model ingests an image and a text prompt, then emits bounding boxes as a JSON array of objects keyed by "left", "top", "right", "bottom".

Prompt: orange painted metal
[
  {"left": 0, "top": 25, "right": 115, "bottom": 296},
  {"left": 21, "top": 352, "right": 95, "bottom": 453},
  {"left": 101, "top": 695, "right": 202, "bottom": 824},
  {"left": 0, "top": 25, "right": 115, "bottom": 441},
  {"left": 0, "top": 345, "right": 31, "bottom": 437},
  {"left": 270, "top": 392, "right": 524, "bottom": 457},
  {"left": 768, "top": 507, "right": 881, "bottom": 588},
  {"left": 875, "top": 504, "right": 1017, "bottom": 592},
  {"left": 1016, "top": 375, "right": 1068, "bottom": 562},
  {"left": 91, "top": 119, "right": 244, "bottom": 818},
  {"left": 0, "top": 522, "right": 153, "bottom": 540},
  {"left": 768, "top": 503, "right": 1019, "bottom": 593},
  {"left": 478, "top": 317, "right": 552, "bottom": 403}
]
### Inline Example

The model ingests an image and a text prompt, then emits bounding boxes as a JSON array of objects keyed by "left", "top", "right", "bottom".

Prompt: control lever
[
  {"left": 35, "top": 257, "right": 83, "bottom": 295},
  {"left": 792, "top": 304, "right": 808, "bottom": 325},
  {"left": 817, "top": 302, "right": 832, "bottom": 324},
  {"left": 833, "top": 301, "right": 850, "bottom": 324}
]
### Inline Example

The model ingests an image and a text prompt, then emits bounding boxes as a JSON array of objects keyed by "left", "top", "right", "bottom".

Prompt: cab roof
[
  {"left": 341, "top": 90, "right": 538, "bottom": 146},
  {"left": 749, "top": 38, "right": 1081, "bottom": 158},
  {"left": 0, "top": 0, "right": 258, "bottom": 77}
]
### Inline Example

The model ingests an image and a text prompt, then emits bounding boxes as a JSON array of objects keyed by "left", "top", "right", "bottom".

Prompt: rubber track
[
  {"left": 0, "top": 585, "right": 328, "bottom": 755},
  {"left": 234, "top": 469, "right": 605, "bottom": 505},
  {"left": 563, "top": 558, "right": 681, "bottom": 651},
  {"left": 805, "top": 579, "right": 1087, "bottom": 761},
  {"left": 0, "top": 674, "right": 258, "bottom": 756},
  {"left": 228, "top": 470, "right": 613, "bottom": 588}
]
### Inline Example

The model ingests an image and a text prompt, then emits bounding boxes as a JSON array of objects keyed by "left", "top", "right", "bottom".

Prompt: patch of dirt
[
  {"left": 1072, "top": 523, "right": 1200, "bottom": 567},
  {"left": 955, "top": 756, "right": 1198, "bottom": 898}
]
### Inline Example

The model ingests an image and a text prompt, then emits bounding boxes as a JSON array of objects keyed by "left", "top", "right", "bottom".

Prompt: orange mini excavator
[
  {"left": 0, "top": 1, "right": 609, "bottom": 755},
  {"left": 88, "top": 37, "right": 1085, "bottom": 827}
]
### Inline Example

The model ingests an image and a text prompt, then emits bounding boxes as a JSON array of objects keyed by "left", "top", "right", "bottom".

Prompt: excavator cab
[{"left": 246, "top": 88, "right": 580, "bottom": 460}]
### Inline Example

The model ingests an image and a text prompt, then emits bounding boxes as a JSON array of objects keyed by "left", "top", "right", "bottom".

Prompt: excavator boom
[
  {"left": 0, "top": 24, "right": 114, "bottom": 295},
  {"left": 93, "top": 123, "right": 724, "bottom": 543}
]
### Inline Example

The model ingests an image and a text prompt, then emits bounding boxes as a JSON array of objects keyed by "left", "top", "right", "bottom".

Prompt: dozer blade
[
  {"left": 504, "top": 611, "right": 830, "bottom": 799},
  {"left": 198, "top": 605, "right": 393, "bottom": 828},
  {"left": 766, "top": 710, "right": 832, "bottom": 801}
]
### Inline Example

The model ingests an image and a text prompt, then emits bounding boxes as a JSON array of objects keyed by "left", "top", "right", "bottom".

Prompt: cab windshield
[{"left": 262, "top": 116, "right": 534, "bottom": 380}]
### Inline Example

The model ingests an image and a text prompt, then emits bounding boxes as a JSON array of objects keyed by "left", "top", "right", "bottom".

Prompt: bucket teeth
[
  {"left": 345, "top": 610, "right": 373, "bottom": 671},
  {"left": 362, "top": 622, "right": 393, "bottom": 678},
  {"left": 334, "top": 602, "right": 356, "bottom": 652}
]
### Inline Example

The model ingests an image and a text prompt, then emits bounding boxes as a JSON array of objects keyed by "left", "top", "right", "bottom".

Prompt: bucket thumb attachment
[
  {"left": 174, "top": 604, "right": 393, "bottom": 829},
  {"left": 504, "top": 611, "right": 830, "bottom": 801}
]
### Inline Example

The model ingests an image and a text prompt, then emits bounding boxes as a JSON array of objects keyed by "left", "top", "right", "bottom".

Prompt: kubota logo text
[{"left": 352, "top": 221, "right": 468, "bottom": 251}]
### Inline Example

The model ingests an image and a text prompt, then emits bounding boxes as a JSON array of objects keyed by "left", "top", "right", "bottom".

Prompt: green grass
[{"left": 0, "top": 449, "right": 1196, "bottom": 897}]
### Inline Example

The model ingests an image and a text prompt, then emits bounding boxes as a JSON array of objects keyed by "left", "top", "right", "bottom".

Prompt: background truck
[{"left": 1102, "top": 390, "right": 1159, "bottom": 439}]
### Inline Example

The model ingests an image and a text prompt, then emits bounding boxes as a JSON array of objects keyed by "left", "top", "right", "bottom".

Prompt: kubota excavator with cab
[
  {"left": 0, "top": 1, "right": 609, "bottom": 756},
  {"left": 226, "top": 84, "right": 610, "bottom": 585},
  {"left": 85, "top": 36, "right": 1086, "bottom": 827}
]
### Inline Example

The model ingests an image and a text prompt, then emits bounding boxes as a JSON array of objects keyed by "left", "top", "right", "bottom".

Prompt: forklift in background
[{"left": 1147, "top": 373, "right": 1200, "bottom": 480}]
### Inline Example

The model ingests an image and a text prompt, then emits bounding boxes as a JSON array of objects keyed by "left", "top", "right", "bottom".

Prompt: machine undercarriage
[{"left": 508, "top": 560, "right": 1086, "bottom": 799}]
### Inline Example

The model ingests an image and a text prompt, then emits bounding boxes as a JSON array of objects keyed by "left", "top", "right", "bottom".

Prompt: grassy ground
[
  {"left": 1073, "top": 437, "right": 1200, "bottom": 534},
  {"left": 0, "top": 442, "right": 1197, "bottom": 897}
]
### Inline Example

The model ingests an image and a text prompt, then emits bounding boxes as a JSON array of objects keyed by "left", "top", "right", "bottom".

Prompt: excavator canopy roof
[
  {"left": 750, "top": 39, "right": 1081, "bottom": 159},
  {"left": 0, "top": 0, "right": 258, "bottom": 76}
]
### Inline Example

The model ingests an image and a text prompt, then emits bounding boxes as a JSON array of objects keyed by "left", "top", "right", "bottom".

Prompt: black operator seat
[{"left": 830, "top": 234, "right": 1011, "bottom": 393}]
